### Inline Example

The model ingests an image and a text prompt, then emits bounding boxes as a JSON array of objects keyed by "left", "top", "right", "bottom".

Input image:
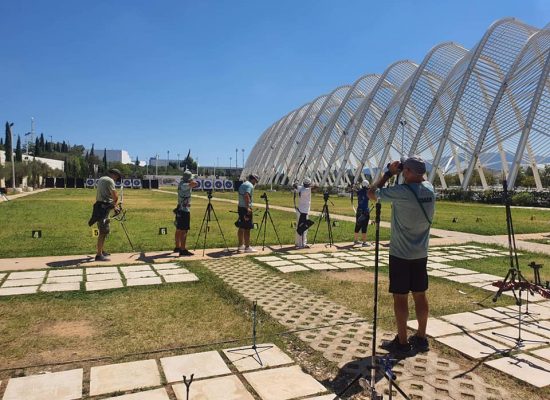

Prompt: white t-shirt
[{"left": 296, "top": 186, "right": 311, "bottom": 214}]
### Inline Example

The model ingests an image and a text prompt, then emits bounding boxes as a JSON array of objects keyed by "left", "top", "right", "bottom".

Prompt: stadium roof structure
[{"left": 243, "top": 18, "right": 550, "bottom": 191}]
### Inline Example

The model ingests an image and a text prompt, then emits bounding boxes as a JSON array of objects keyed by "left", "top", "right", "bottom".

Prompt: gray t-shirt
[
  {"left": 238, "top": 181, "right": 254, "bottom": 208},
  {"left": 96, "top": 176, "right": 116, "bottom": 203},
  {"left": 178, "top": 181, "right": 192, "bottom": 212},
  {"left": 376, "top": 181, "right": 435, "bottom": 260}
]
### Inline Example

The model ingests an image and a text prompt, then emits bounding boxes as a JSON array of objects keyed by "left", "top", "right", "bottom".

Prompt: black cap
[{"left": 108, "top": 168, "right": 123, "bottom": 179}]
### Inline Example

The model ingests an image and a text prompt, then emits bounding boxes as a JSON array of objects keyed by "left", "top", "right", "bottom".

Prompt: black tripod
[
  {"left": 255, "top": 193, "right": 282, "bottom": 250},
  {"left": 113, "top": 208, "right": 136, "bottom": 252},
  {"left": 491, "top": 179, "right": 548, "bottom": 349},
  {"left": 312, "top": 191, "right": 334, "bottom": 247},
  {"left": 335, "top": 201, "right": 410, "bottom": 400},
  {"left": 194, "top": 190, "right": 229, "bottom": 256},
  {"left": 226, "top": 301, "right": 273, "bottom": 366}
]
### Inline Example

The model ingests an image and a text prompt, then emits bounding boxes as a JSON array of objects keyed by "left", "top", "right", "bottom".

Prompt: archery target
[
  {"left": 132, "top": 179, "right": 142, "bottom": 188},
  {"left": 194, "top": 179, "right": 203, "bottom": 190},
  {"left": 123, "top": 179, "right": 132, "bottom": 188},
  {"left": 224, "top": 180, "right": 234, "bottom": 190},
  {"left": 115, "top": 180, "right": 122, "bottom": 188},
  {"left": 203, "top": 179, "right": 213, "bottom": 190},
  {"left": 214, "top": 179, "right": 223, "bottom": 190},
  {"left": 86, "top": 178, "right": 96, "bottom": 188}
]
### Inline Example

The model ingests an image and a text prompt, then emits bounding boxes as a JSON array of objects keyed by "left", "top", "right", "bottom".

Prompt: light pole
[
  {"left": 167, "top": 150, "right": 170, "bottom": 174},
  {"left": 7, "top": 123, "right": 16, "bottom": 191},
  {"left": 230, "top": 157, "right": 232, "bottom": 177},
  {"left": 235, "top": 148, "right": 238, "bottom": 169},
  {"left": 241, "top": 148, "right": 245, "bottom": 168}
]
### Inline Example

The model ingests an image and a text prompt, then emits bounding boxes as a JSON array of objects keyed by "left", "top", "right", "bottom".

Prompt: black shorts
[
  {"left": 237, "top": 207, "right": 253, "bottom": 229},
  {"left": 388, "top": 255, "right": 428, "bottom": 294},
  {"left": 175, "top": 210, "right": 191, "bottom": 230},
  {"left": 354, "top": 210, "right": 370, "bottom": 233},
  {"left": 89, "top": 202, "right": 112, "bottom": 235}
]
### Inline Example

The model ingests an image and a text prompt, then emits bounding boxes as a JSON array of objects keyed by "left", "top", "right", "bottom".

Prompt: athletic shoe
[
  {"left": 173, "top": 247, "right": 181, "bottom": 253},
  {"left": 102, "top": 251, "right": 111, "bottom": 256},
  {"left": 94, "top": 254, "right": 110, "bottom": 262},
  {"left": 179, "top": 249, "right": 194, "bottom": 257},
  {"left": 237, "top": 245, "right": 246, "bottom": 253},
  {"left": 362, "top": 242, "right": 371, "bottom": 247},
  {"left": 380, "top": 335, "right": 412, "bottom": 355},
  {"left": 353, "top": 240, "right": 361, "bottom": 245},
  {"left": 244, "top": 246, "right": 258, "bottom": 253},
  {"left": 408, "top": 334, "right": 429, "bottom": 352}
]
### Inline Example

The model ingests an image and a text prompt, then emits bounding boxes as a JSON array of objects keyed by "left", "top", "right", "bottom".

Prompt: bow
[{"left": 182, "top": 149, "right": 191, "bottom": 172}]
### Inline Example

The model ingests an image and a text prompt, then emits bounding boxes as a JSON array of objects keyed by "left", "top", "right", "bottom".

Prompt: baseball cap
[
  {"left": 403, "top": 156, "right": 426, "bottom": 175},
  {"left": 303, "top": 177, "right": 311, "bottom": 186},
  {"left": 361, "top": 180, "right": 370, "bottom": 188},
  {"left": 248, "top": 174, "right": 259, "bottom": 182},
  {"left": 108, "top": 168, "right": 123, "bottom": 179},
  {"left": 181, "top": 169, "right": 194, "bottom": 182}
]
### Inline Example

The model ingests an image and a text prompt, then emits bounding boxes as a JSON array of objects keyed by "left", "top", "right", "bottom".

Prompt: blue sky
[{"left": 2, "top": 0, "right": 549, "bottom": 167}]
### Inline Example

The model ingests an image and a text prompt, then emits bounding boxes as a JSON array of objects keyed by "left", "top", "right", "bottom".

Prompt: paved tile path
[
  {"left": 0, "top": 263, "right": 198, "bottom": 296},
  {"left": 203, "top": 257, "right": 508, "bottom": 400},
  {"left": 0, "top": 344, "right": 335, "bottom": 400}
]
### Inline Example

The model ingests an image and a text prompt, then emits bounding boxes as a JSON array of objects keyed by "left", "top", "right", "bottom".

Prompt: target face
[
  {"left": 224, "top": 180, "right": 234, "bottom": 190},
  {"left": 86, "top": 178, "right": 96, "bottom": 187},
  {"left": 203, "top": 179, "right": 213, "bottom": 190},
  {"left": 123, "top": 179, "right": 132, "bottom": 188},
  {"left": 214, "top": 179, "right": 223, "bottom": 190},
  {"left": 132, "top": 179, "right": 142, "bottom": 188},
  {"left": 194, "top": 179, "right": 203, "bottom": 190}
]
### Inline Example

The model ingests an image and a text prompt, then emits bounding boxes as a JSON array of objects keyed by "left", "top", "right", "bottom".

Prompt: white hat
[
  {"left": 361, "top": 180, "right": 370, "bottom": 188},
  {"left": 303, "top": 177, "right": 312, "bottom": 186}
]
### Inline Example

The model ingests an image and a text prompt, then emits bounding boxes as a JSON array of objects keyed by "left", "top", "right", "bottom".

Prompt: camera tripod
[
  {"left": 490, "top": 179, "right": 548, "bottom": 350},
  {"left": 312, "top": 191, "right": 334, "bottom": 247},
  {"left": 194, "top": 190, "right": 229, "bottom": 256},
  {"left": 255, "top": 193, "right": 282, "bottom": 250},
  {"left": 336, "top": 201, "right": 410, "bottom": 400}
]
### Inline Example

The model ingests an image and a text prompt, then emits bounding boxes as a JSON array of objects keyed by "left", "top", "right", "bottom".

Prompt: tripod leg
[
  {"left": 209, "top": 204, "right": 230, "bottom": 251},
  {"left": 325, "top": 206, "right": 333, "bottom": 246},
  {"left": 201, "top": 204, "right": 212, "bottom": 256},
  {"left": 267, "top": 210, "right": 283, "bottom": 248},
  {"left": 193, "top": 205, "right": 210, "bottom": 251}
]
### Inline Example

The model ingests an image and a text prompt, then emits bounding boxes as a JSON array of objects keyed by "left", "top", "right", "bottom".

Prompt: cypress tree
[
  {"left": 15, "top": 135, "right": 22, "bottom": 162},
  {"left": 5, "top": 122, "right": 13, "bottom": 162},
  {"left": 39, "top": 133, "right": 45, "bottom": 152},
  {"left": 34, "top": 137, "right": 40, "bottom": 156},
  {"left": 90, "top": 144, "right": 95, "bottom": 157},
  {"left": 103, "top": 148, "right": 108, "bottom": 169}
]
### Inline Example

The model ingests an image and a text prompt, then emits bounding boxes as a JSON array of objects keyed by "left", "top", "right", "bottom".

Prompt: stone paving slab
[
  {"left": 307, "top": 253, "right": 330, "bottom": 259},
  {"left": 86, "top": 279, "right": 124, "bottom": 291},
  {"left": 0, "top": 285, "right": 39, "bottom": 296},
  {"left": 40, "top": 282, "right": 81, "bottom": 292},
  {"left": 157, "top": 268, "right": 190, "bottom": 276},
  {"left": 255, "top": 256, "right": 282, "bottom": 262},
  {"left": 442, "top": 312, "right": 503, "bottom": 331},
  {"left": 86, "top": 267, "right": 119, "bottom": 274},
  {"left": 164, "top": 273, "right": 199, "bottom": 283},
  {"left": 485, "top": 354, "right": 550, "bottom": 388},
  {"left": 265, "top": 260, "right": 295, "bottom": 267},
  {"left": 522, "top": 320, "right": 550, "bottom": 339},
  {"left": 430, "top": 256, "right": 452, "bottom": 262},
  {"left": 173, "top": 375, "right": 255, "bottom": 400},
  {"left": 8, "top": 270, "right": 47, "bottom": 279},
  {"left": 123, "top": 270, "right": 158, "bottom": 279},
  {"left": 293, "top": 259, "right": 322, "bottom": 265},
  {"left": 46, "top": 275, "right": 83, "bottom": 284},
  {"left": 86, "top": 272, "right": 121, "bottom": 281},
  {"left": 440, "top": 267, "right": 478, "bottom": 275},
  {"left": 223, "top": 343, "right": 293, "bottom": 372},
  {"left": 2, "top": 278, "right": 44, "bottom": 287},
  {"left": 407, "top": 317, "right": 462, "bottom": 337},
  {"left": 445, "top": 274, "right": 489, "bottom": 284},
  {"left": 426, "top": 262, "right": 452, "bottom": 269},
  {"left": 48, "top": 269, "right": 83, "bottom": 277},
  {"left": 0, "top": 272, "right": 5, "bottom": 281},
  {"left": 427, "top": 269, "right": 455, "bottom": 277},
  {"left": 478, "top": 326, "right": 550, "bottom": 349},
  {"left": 2, "top": 368, "right": 83, "bottom": 400},
  {"left": 330, "top": 262, "right": 363, "bottom": 269},
  {"left": 282, "top": 254, "right": 308, "bottom": 260},
  {"left": 161, "top": 350, "right": 231, "bottom": 382},
  {"left": 276, "top": 265, "right": 309, "bottom": 273},
  {"left": 306, "top": 263, "right": 338, "bottom": 271},
  {"left": 243, "top": 365, "right": 327, "bottom": 400},
  {"left": 436, "top": 333, "right": 513, "bottom": 358},
  {"left": 90, "top": 359, "right": 161, "bottom": 396},
  {"left": 531, "top": 346, "right": 550, "bottom": 361},
  {"left": 126, "top": 277, "right": 163, "bottom": 287},
  {"left": 120, "top": 265, "right": 153, "bottom": 272},
  {"left": 153, "top": 263, "right": 182, "bottom": 269},
  {"left": 103, "top": 388, "right": 170, "bottom": 400}
]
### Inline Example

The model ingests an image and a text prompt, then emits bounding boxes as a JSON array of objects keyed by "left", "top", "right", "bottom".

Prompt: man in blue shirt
[
  {"left": 368, "top": 156, "right": 435, "bottom": 354},
  {"left": 237, "top": 174, "right": 259, "bottom": 253},
  {"left": 354, "top": 180, "right": 371, "bottom": 247}
]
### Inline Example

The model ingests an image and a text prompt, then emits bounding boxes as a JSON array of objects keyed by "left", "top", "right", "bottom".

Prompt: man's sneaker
[
  {"left": 179, "top": 249, "right": 194, "bottom": 257},
  {"left": 173, "top": 247, "right": 181, "bottom": 253},
  {"left": 94, "top": 254, "right": 110, "bottom": 262},
  {"left": 244, "top": 246, "right": 258, "bottom": 253},
  {"left": 362, "top": 242, "right": 371, "bottom": 247},
  {"left": 353, "top": 240, "right": 361, "bottom": 245},
  {"left": 380, "top": 335, "right": 412, "bottom": 355},
  {"left": 409, "top": 334, "right": 429, "bottom": 352},
  {"left": 102, "top": 251, "right": 111, "bottom": 256},
  {"left": 237, "top": 245, "right": 246, "bottom": 253}
]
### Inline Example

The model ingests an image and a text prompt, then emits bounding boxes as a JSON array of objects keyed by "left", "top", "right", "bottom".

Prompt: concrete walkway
[{"left": 0, "top": 188, "right": 50, "bottom": 201}]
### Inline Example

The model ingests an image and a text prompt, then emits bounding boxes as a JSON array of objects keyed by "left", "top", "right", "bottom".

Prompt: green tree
[
  {"left": 4, "top": 122, "right": 13, "bottom": 162},
  {"left": 15, "top": 135, "right": 22, "bottom": 162},
  {"left": 39, "top": 133, "right": 45, "bottom": 152},
  {"left": 34, "top": 137, "right": 41, "bottom": 156},
  {"left": 103, "top": 148, "right": 108, "bottom": 170}
]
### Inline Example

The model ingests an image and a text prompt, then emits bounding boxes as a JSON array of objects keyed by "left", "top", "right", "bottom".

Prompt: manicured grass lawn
[
  {"left": 0, "top": 189, "right": 390, "bottom": 258},
  {"left": 0, "top": 262, "right": 287, "bottom": 373},
  {"left": 208, "top": 189, "right": 550, "bottom": 235}
]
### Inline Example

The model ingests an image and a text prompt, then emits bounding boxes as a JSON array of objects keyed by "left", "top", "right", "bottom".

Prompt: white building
[
  {"left": 0, "top": 150, "right": 65, "bottom": 171},
  {"left": 86, "top": 149, "right": 133, "bottom": 164}
]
